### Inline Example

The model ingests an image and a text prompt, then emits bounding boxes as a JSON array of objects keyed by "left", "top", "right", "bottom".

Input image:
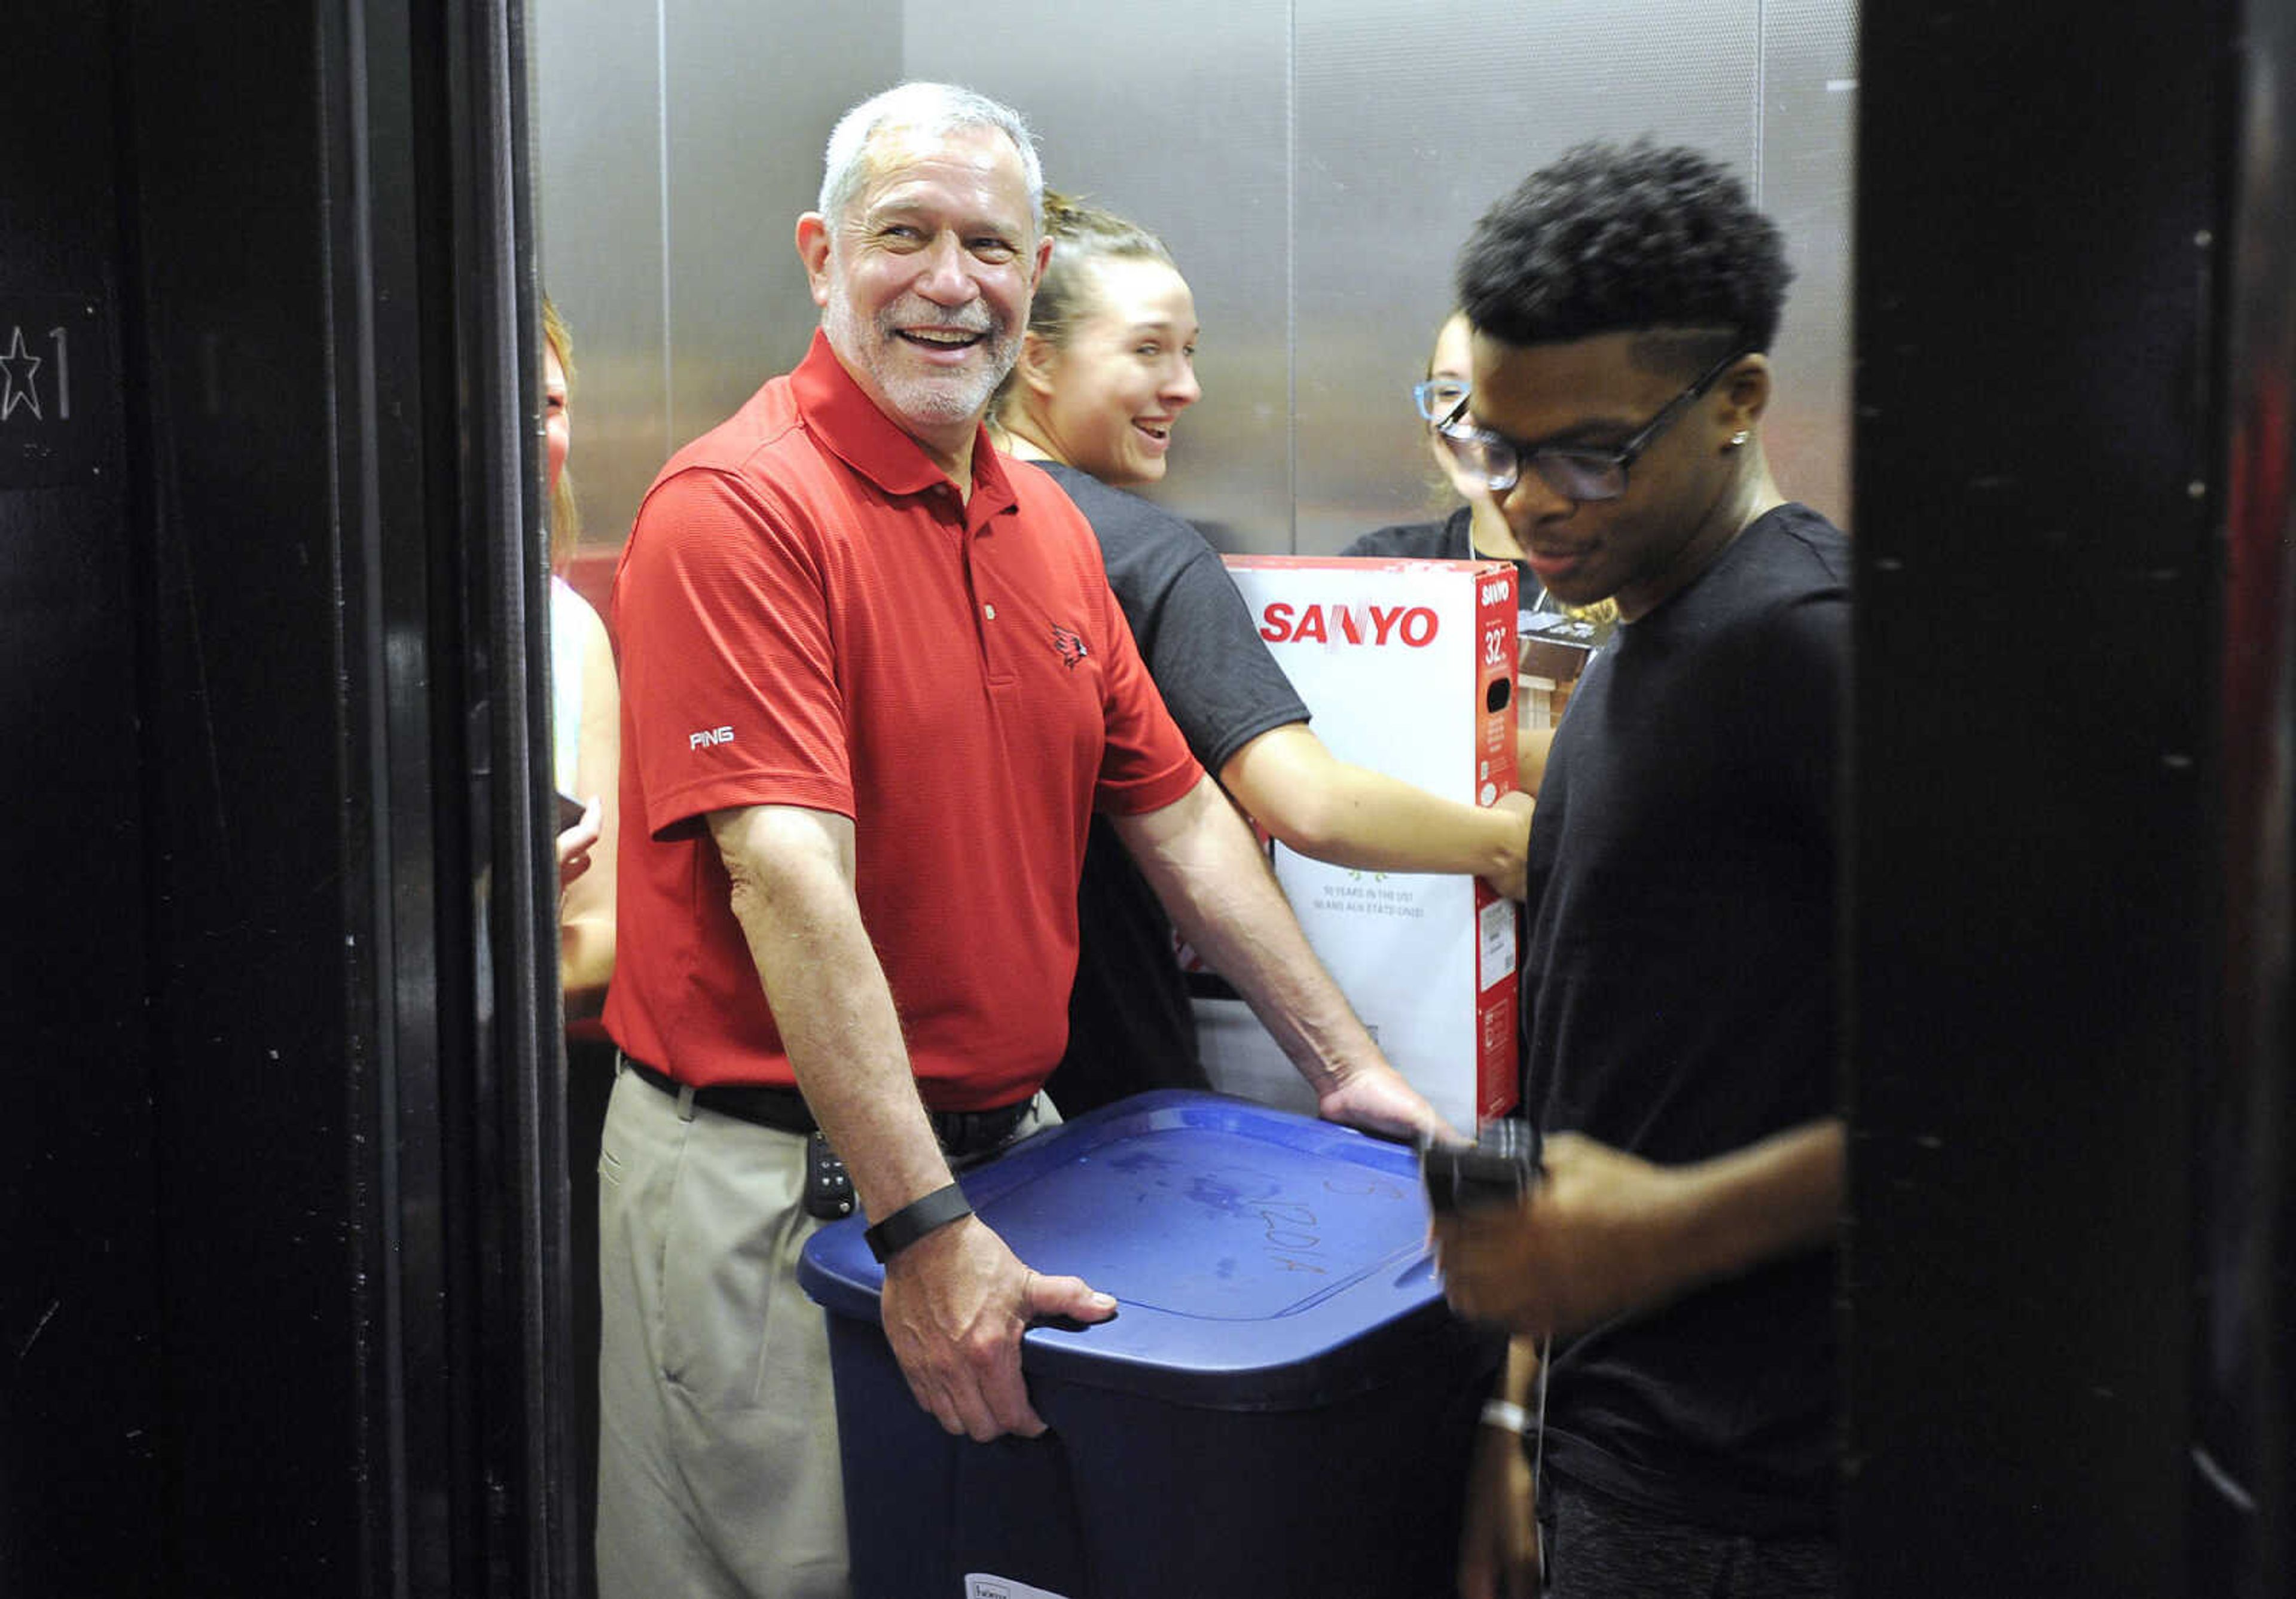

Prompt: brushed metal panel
[
  {"left": 664, "top": 0, "right": 902, "bottom": 460},
  {"left": 536, "top": 1, "right": 900, "bottom": 574},
  {"left": 906, "top": 2, "right": 1294, "bottom": 551},
  {"left": 535, "top": 0, "right": 669, "bottom": 566},
  {"left": 1296, "top": 0, "right": 1761, "bottom": 553},
  {"left": 1760, "top": 0, "right": 1859, "bottom": 530},
  {"left": 540, "top": 0, "right": 1857, "bottom": 566}
]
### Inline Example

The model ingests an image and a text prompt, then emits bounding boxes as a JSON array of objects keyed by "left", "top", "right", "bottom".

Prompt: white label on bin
[
  {"left": 1478, "top": 896, "right": 1517, "bottom": 988},
  {"left": 964, "top": 1577, "right": 1071, "bottom": 1599}
]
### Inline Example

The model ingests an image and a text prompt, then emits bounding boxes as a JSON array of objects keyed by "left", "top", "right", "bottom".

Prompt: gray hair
[{"left": 817, "top": 82, "right": 1044, "bottom": 232}]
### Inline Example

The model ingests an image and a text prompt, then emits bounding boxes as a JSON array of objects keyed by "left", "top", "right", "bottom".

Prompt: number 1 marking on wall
[{"left": 47, "top": 326, "right": 69, "bottom": 421}]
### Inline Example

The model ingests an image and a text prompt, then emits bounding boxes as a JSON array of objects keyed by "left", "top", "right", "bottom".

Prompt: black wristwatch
[{"left": 863, "top": 1182, "right": 975, "bottom": 1264}]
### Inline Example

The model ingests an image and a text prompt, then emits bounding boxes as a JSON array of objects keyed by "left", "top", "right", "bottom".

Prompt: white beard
[{"left": 822, "top": 286, "right": 1018, "bottom": 435}]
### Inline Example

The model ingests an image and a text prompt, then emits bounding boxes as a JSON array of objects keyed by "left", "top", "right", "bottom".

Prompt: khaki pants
[{"left": 594, "top": 1063, "right": 1052, "bottom": 1599}]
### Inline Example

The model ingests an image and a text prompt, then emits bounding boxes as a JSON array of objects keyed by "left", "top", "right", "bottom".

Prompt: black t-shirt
[
  {"left": 1031, "top": 461, "right": 1309, "bottom": 1116},
  {"left": 1341, "top": 504, "right": 1546, "bottom": 611},
  {"left": 1523, "top": 503, "right": 1849, "bottom": 1536},
  {"left": 1342, "top": 504, "right": 1479, "bottom": 560}
]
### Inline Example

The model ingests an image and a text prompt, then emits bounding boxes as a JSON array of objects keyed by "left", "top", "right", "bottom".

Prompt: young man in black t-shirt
[{"left": 1429, "top": 141, "right": 1849, "bottom": 1599}]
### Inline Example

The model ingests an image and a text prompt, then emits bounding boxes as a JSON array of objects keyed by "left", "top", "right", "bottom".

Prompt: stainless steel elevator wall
[{"left": 537, "top": 1, "right": 1854, "bottom": 567}]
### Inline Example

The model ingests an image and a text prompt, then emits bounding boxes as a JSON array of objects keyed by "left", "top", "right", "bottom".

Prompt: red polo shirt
[{"left": 603, "top": 331, "right": 1201, "bottom": 1109}]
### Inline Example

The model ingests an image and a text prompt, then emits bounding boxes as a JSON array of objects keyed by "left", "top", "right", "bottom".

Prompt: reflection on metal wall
[
  {"left": 915, "top": 0, "right": 1294, "bottom": 548},
  {"left": 535, "top": 0, "right": 901, "bottom": 591},
  {"left": 1759, "top": 0, "right": 1859, "bottom": 541},
  {"left": 538, "top": 0, "right": 1854, "bottom": 567},
  {"left": 1295, "top": 0, "right": 1754, "bottom": 549}
]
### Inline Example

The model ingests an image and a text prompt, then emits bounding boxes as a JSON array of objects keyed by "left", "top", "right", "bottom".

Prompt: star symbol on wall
[{"left": 0, "top": 326, "right": 42, "bottom": 423}]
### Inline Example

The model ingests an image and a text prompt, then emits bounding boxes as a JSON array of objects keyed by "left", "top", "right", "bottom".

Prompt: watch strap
[{"left": 864, "top": 1182, "right": 974, "bottom": 1264}]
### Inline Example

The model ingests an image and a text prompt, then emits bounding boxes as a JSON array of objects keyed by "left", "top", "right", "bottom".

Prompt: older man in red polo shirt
[{"left": 596, "top": 82, "right": 1442, "bottom": 1599}]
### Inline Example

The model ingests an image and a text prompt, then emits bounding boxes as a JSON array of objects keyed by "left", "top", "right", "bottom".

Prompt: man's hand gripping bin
[{"left": 798, "top": 1091, "right": 1503, "bottom": 1598}]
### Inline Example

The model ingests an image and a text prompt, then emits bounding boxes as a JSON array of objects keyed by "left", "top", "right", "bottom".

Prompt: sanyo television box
[{"left": 1204, "top": 556, "right": 1520, "bottom": 1131}]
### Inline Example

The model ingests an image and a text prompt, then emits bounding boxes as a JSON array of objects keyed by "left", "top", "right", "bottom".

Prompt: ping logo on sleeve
[{"left": 688, "top": 725, "right": 735, "bottom": 750}]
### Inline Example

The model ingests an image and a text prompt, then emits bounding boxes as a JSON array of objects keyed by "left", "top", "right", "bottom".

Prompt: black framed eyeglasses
[
  {"left": 1412, "top": 377, "right": 1472, "bottom": 424},
  {"left": 1434, "top": 346, "right": 1746, "bottom": 503}
]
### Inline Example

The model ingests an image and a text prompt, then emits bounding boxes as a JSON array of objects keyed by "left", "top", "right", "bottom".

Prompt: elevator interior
[{"left": 1, "top": 1, "right": 2286, "bottom": 1595}]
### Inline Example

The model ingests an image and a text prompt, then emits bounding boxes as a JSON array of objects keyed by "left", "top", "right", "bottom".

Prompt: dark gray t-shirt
[
  {"left": 1341, "top": 504, "right": 1546, "bottom": 612},
  {"left": 1032, "top": 461, "right": 1308, "bottom": 1115}
]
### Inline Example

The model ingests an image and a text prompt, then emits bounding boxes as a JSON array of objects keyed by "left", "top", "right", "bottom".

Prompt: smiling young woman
[
  {"left": 991, "top": 194, "right": 1534, "bottom": 1117},
  {"left": 995, "top": 195, "right": 1201, "bottom": 489}
]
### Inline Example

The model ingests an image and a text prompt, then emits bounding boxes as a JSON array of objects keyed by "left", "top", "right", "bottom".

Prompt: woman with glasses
[
  {"left": 1347, "top": 310, "right": 1533, "bottom": 575},
  {"left": 991, "top": 194, "right": 1534, "bottom": 1118},
  {"left": 1344, "top": 311, "right": 1616, "bottom": 797}
]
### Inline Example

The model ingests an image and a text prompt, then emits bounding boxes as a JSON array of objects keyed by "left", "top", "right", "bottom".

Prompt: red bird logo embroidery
[{"left": 1051, "top": 625, "right": 1089, "bottom": 669}]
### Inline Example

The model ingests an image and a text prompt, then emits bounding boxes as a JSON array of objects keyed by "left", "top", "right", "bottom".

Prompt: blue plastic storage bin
[{"left": 797, "top": 1089, "right": 1501, "bottom": 1599}]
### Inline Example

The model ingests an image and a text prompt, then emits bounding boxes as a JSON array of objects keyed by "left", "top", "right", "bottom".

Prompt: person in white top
[{"left": 545, "top": 296, "right": 618, "bottom": 1015}]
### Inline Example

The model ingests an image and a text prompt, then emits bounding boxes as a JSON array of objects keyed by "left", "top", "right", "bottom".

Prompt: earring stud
[{"left": 1728, "top": 430, "right": 1750, "bottom": 448}]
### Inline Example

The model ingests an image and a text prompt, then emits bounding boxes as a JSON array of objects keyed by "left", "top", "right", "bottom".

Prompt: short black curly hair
[{"left": 1456, "top": 139, "right": 1793, "bottom": 368}]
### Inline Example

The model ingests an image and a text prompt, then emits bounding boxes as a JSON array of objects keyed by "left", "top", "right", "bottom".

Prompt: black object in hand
[{"left": 1419, "top": 1120, "right": 1543, "bottom": 1215}]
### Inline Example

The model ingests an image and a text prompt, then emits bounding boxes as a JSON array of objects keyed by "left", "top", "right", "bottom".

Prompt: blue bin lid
[{"left": 797, "top": 1090, "right": 1463, "bottom": 1410}]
